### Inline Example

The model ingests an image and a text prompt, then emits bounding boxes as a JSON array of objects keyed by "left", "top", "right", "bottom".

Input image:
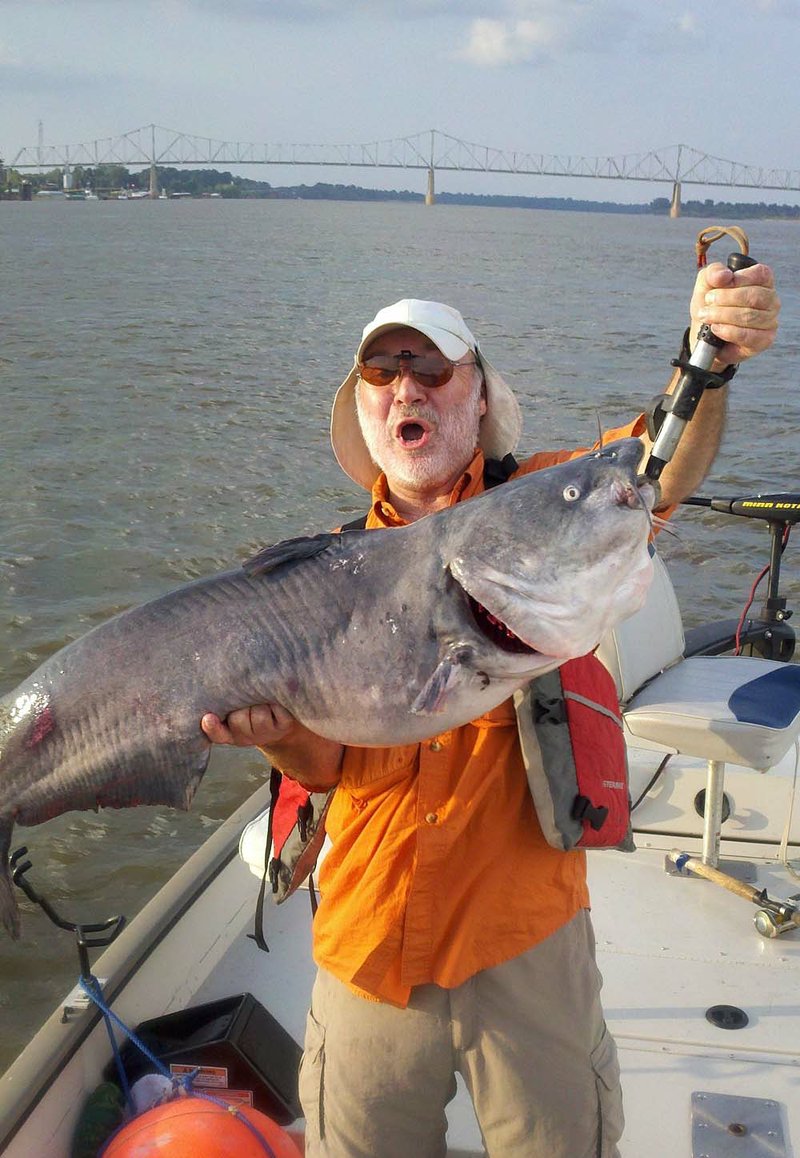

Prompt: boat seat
[{"left": 596, "top": 551, "right": 800, "bottom": 775}]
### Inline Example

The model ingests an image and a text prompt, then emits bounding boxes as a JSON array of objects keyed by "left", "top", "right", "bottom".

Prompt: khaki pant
[{"left": 299, "top": 910, "right": 623, "bottom": 1157}]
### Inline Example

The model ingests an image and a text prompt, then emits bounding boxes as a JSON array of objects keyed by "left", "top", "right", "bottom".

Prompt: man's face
[{"left": 355, "top": 327, "right": 487, "bottom": 493}]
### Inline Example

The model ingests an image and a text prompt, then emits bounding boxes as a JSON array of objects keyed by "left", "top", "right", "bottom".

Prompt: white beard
[{"left": 356, "top": 380, "right": 484, "bottom": 491}]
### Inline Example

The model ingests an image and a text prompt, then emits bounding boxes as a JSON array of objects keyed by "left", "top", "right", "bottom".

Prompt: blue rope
[
  {"left": 186, "top": 1088, "right": 282, "bottom": 1156},
  {"left": 79, "top": 977, "right": 283, "bottom": 1157},
  {"left": 79, "top": 974, "right": 173, "bottom": 1077},
  {"left": 79, "top": 975, "right": 138, "bottom": 1113}
]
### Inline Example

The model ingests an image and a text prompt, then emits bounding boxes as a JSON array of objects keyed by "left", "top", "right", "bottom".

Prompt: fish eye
[{"left": 563, "top": 485, "right": 581, "bottom": 502}]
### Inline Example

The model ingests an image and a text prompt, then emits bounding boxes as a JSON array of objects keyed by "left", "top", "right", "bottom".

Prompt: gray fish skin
[{"left": 0, "top": 439, "right": 654, "bottom": 936}]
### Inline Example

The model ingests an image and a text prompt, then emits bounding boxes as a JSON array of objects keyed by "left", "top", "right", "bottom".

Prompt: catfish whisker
[
  {"left": 631, "top": 476, "right": 680, "bottom": 540},
  {"left": 651, "top": 513, "right": 679, "bottom": 538}
]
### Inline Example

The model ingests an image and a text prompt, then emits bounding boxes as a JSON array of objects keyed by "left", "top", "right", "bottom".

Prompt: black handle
[{"left": 728, "top": 252, "right": 758, "bottom": 273}]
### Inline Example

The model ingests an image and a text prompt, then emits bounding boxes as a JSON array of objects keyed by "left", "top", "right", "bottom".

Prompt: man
[{"left": 203, "top": 261, "right": 779, "bottom": 1157}]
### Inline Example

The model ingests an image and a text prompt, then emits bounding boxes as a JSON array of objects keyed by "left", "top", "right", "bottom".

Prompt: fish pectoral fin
[
  {"left": 244, "top": 533, "right": 337, "bottom": 576},
  {"left": 412, "top": 648, "right": 483, "bottom": 715}
]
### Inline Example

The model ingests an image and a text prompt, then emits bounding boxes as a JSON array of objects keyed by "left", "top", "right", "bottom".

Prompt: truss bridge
[{"left": 8, "top": 126, "right": 800, "bottom": 215}]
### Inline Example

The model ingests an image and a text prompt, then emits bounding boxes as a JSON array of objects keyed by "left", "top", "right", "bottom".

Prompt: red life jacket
[{"left": 514, "top": 653, "right": 633, "bottom": 852}]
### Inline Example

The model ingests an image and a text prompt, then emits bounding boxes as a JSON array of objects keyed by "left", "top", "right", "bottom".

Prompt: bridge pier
[
  {"left": 149, "top": 164, "right": 159, "bottom": 199},
  {"left": 425, "top": 167, "right": 435, "bottom": 206},
  {"left": 669, "top": 181, "right": 681, "bottom": 218}
]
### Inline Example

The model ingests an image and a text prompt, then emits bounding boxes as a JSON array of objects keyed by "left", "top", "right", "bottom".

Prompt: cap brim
[{"left": 357, "top": 322, "right": 470, "bottom": 363}]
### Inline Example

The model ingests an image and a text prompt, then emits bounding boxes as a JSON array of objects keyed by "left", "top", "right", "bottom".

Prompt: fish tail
[{"left": 0, "top": 820, "right": 21, "bottom": 940}]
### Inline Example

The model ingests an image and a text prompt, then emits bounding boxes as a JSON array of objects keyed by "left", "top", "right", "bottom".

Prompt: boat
[
  {"left": 0, "top": 491, "right": 798, "bottom": 1157},
  {"left": 63, "top": 189, "right": 98, "bottom": 202}
]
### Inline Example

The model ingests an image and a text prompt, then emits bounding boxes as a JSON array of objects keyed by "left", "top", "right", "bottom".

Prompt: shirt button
[
  {"left": 429, "top": 740, "right": 442, "bottom": 752},
  {"left": 425, "top": 812, "right": 439, "bottom": 825}
]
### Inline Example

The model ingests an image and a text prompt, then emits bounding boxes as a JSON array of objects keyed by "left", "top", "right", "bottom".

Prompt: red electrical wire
[{"left": 734, "top": 524, "right": 791, "bottom": 654}]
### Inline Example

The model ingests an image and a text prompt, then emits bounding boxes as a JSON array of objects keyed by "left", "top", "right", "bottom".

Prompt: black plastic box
[{"left": 106, "top": 992, "right": 302, "bottom": 1124}]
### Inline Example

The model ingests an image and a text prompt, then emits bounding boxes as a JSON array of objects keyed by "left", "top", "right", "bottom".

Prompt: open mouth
[
  {"left": 467, "top": 595, "right": 538, "bottom": 654},
  {"left": 395, "top": 417, "right": 432, "bottom": 446}
]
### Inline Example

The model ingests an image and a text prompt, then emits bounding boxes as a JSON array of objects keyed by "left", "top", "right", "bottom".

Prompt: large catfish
[{"left": 0, "top": 439, "right": 655, "bottom": 936}]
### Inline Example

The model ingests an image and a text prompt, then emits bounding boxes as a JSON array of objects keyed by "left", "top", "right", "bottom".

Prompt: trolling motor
[
  {"left": 644, "top": 226, "right": 758, "bottom": 483},
  {"left": 681, "top": 491, "right": 798, "bottom": 662}
]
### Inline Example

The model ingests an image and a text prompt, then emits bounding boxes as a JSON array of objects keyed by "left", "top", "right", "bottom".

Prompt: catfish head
[{"left": 442, "top": 438, "right": 655, "bottom": 679}]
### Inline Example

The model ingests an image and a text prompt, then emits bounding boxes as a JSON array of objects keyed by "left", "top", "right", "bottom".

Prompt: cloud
[
  {"left": 454, "top": 1, "right": 735, "bottom": 67},
  {"left": 675, "top": 12, "right": 698, "bottom": 32},
  {"left": 455, "top": 1, "right": 632, "bottom": 67},
  {"left": 189, "top": 0, "right": 474, "bottom": 18},
  {"left": 752, "top": 0, "right": 799, "bottom": 12},
  {"left": 457, "top": 17, "right": 556, "bottom": 66}
]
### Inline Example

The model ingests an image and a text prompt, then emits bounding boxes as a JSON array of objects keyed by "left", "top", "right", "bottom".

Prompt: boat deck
[{"left": 1, "top": 745, "right": 799, "bottom": 1156}]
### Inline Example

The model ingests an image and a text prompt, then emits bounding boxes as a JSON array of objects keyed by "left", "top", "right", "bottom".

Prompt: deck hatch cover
[{"left": 691, "top": 1091, "right": 786, "bottom": 1156}]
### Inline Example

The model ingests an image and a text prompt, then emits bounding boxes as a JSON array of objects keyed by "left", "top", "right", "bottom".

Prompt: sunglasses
[{"left": 358, "top": 349, "right": 478, "bottom": 389}]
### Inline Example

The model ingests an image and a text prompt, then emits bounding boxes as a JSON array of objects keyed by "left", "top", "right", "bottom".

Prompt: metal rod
[
  {"left": 764, "top": 520, "right": 785, "bottom": 611},
  {"left": 646, "top": 327, "right": 724, "bottom": 477},
  {"left": 701, "top": 759, "right": 726, "bottom": 867}
]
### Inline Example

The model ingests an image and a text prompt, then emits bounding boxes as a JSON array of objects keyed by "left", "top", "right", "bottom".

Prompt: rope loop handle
[{"left": 695, "top": 225, "right": 750, "bottom": 268}]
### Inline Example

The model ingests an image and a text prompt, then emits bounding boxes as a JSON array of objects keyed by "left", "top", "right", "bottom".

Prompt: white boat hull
[{"left": 1, "top": 733, "right": 798, "bottom": 1156}]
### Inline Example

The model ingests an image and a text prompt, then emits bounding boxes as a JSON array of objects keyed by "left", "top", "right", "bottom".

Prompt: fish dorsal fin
[{"left": 244, "top": 532, "right": 338, "bottom": 577}]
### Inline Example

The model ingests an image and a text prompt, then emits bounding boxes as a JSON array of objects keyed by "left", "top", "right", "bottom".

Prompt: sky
[{"left": 2, "top": 0, "right": 799, "bottom": 204}]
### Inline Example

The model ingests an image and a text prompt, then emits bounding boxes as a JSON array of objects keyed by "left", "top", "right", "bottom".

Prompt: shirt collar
[{"left": 368, "top": 450, "right": 486, "bottom": 528}]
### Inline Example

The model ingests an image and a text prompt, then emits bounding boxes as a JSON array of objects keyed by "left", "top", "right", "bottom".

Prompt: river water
[{"left": 0, "top": 198, "right": 798, "bottom": 1072}]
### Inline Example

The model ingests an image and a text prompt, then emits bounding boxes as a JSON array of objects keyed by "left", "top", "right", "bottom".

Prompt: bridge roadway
[{"left": 7, "top": 126, "right": 800, "bottom": 212}]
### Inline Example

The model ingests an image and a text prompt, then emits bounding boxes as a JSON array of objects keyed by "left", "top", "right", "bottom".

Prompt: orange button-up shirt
[{"left": 313, "top": 419, "right": 647, "bottom": 1006}]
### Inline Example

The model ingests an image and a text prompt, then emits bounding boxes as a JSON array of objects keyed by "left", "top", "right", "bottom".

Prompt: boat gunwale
[{"left": 0, "top": 780, "right": 272, "bottom": 1151}]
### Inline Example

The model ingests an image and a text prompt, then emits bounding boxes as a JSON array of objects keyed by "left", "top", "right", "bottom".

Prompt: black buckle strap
[
  {"left": 249, "top": 766, "right": 283, "bottom": 952},
  {"left": 572, "top": 795, "right": 609, "bottom": 832},
  {"left": 675, "top": 326, "right": 738, "bottom": 388}
]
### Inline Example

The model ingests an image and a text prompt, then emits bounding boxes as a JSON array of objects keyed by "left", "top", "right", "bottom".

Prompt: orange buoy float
[{"left": 100, "top": 1095, "right": 303, "bottom": 1157}]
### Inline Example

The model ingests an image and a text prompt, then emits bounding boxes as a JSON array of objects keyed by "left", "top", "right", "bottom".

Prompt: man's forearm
[{"left": 258, "top": 729, "right": 344, "bottom": 792}]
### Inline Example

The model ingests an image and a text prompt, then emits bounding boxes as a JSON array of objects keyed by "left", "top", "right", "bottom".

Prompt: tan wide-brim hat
[{"left": 331, "top": 299, "right": 523, "bottom": 491}]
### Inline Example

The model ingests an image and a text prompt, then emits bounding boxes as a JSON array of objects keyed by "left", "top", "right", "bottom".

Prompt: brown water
[{"left": 0, "top": 198, "right": 798, "bottom": 1071}]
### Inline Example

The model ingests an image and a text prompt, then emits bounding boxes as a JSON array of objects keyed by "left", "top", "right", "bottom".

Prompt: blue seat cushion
[{"left": 729, "top": 665, "right": 800, "bottom": 729}]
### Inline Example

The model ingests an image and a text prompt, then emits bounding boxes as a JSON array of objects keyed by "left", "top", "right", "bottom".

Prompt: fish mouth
[{"left": 467, "top": 594, "right": 539, "bottom": 655}]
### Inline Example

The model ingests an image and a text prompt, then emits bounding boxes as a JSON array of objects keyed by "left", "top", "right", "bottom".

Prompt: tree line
[{"left": 2, "top": 163, "right": 799, "bottom": 218}]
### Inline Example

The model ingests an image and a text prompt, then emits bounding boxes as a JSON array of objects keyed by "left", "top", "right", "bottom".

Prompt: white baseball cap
[{"left": 330, "top": 299, "right": 523, "bottom": 490}]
